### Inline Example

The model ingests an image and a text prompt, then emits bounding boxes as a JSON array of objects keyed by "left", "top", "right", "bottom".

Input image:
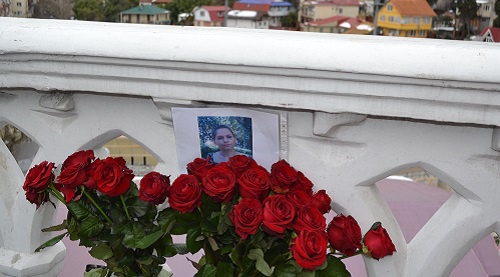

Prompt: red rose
[
  {"left": 228, "top": 155, "right": 257, "bottom": 177},
  {"left": 363, "top": 222, "right": 396, "bottom": 260},
  {"left": 311, "top": 190, "right": 332, "bottom": 214},
  {"left": 262, "top": 194, "right": 295, "bottom": 235},
  {"left": 139, "top": 172, "right": 170, "bottom": 205},
  {"left": 292, "top": 205, "right": 326, "bottom": 232},
  {"left": 93, "top": 157, "right": 134, "bottom": 197},
  {"left": 291, "top": 230, "right": 328, "bottom": 271},
  {"left": 229, "top": 198, "right": 263, "bottom": 240},
  {"left": 202, "top": 165, "right": 237, "bottom": 203},
  {"left": 327, "top": 214, "right": 362, "bottom": 256},
  {"left": 168, "top": 174, "right": 202, "bottom": 213},
  {"left": 24, "top": 161, "right": 55, "bottom": 192},
  {"left": 23, "top": 161, "right": 55, "bottom": 208},
  {"left": 56, "top": 150, "right": 95, "bottom": 202},
  {"left": 269, "top": 160, "right": 298, "bottom": 194},
  {"left": 295, "top": 172, "right": 314, "bottom": 195},
  {"left": 187, "top": 157, "right": 214, "bottom": 182},
  {"left": 286, "top": 189, "right": 312, "bottom": 208},
  {"left": 238, "top": 166, "right": 270, "bottom": 200}
]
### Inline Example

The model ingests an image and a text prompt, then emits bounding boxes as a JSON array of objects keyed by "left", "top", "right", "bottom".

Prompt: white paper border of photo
[{"left": 171, "top": 107, "right": 280, "bottom": 173}]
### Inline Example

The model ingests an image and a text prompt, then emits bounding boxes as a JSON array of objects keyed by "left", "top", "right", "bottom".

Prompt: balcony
[{"left": 1, "top": 17, "right": 500, "bottom": 276}]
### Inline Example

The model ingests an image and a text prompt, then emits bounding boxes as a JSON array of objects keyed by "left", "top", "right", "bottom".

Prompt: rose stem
[
  {"left": 120, "top": 195, "right": 131, "bottom": 220},
  {"left": 82, "top": 189, "right": 113, "bottom": 224}
]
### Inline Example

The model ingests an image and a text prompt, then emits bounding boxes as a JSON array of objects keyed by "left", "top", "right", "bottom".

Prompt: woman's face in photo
[{"left": 214, "top": 128, "right": 236, "bottom": 151}]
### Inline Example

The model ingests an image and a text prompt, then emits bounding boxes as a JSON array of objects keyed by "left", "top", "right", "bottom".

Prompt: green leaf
[
  {"left": 229, "top": 243, "right": 245, "bottom": 268},
  {"left": 66, "top": 201, "right": 91, "bottom": 221},
  {"left": 272, "top": 263, "right": 297, "bottom": 277},
  {"left": 135, "top": 230, "right": 164, "bottom": 249},
  {"left": 41, "top": 220, "right": 67, "bottom": 232},
  {"left": 34, "top": 233, "right": 66, "bottom": 252},
  {"left": 158, "top": 268, "right": 173, "bottom": 277},
  {"left": 297, "top": 270, "right": 315, "bottom": 277},
  {"left": 248, "top": 248, "right": 274, "bottom": 276},
  {"left": 83, "top": 268, "right": 108, "bottom": 277},
  {"left": 79, "top": 215, "right": 104, "bottom": 238},
  {"left": 187, "top": 228, "right": 205, "bottom": 254},
  {"left": 316, "top": 256, "right": 351, "bottom": 277},
  {"left": 157, "top": 208, "right": 178, "bottom": 233},
  {"left": 195, "top": 264, "right": 217, "bottom": 277},
  {"left": 89, "top": 243, "right": 114, "bottom": 260},
  {"left": 122, "top": 223, "right": 145, "bottom": 248},
  {"left": 216, "top": 261, "right": 234, "bottom": 277},
  {"left": 127, "top": 197, "right": 151, "bottom": 218},
  {"left": 171, "top": 210, "right": 202, "bottom": 235}
]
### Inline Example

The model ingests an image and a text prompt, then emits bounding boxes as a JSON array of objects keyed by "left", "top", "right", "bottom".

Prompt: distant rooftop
[{"left": 121, "top": 4, "right": 170, "bottom": 15}]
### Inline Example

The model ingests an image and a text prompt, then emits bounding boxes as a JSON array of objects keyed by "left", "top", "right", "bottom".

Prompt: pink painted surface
[{"left": 56, "top": 178, "right": 500, "bottom": 276}]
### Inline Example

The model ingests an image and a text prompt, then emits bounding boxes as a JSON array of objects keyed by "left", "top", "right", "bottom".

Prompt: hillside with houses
[{"left": 1, "top": 0, "right": 499, "bottom": 40}]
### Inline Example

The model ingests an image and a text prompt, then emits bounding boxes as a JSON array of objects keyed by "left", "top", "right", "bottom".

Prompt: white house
[
  {"left": 226, "top": 10, "right": 269, "bottom": 28},
  {"left": 193, "top": 5, "right": 227, "bottom": 27}
]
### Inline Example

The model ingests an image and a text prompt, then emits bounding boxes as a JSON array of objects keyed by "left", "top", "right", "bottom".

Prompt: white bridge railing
[{"left": 1, "top": 17, "right": 500, "bottom": 276}]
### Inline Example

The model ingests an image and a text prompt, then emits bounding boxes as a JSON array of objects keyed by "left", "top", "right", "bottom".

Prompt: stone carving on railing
[{"left": 1, "top": 17, "right": 500, "bottom": 277}]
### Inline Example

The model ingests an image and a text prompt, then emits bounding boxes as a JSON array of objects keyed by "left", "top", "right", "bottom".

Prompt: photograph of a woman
[
  {"left": 197, "top": 116, "right": 252, "bottom": 164},
  {"left": 171, "top": 107, "right": 279, "bottom": 173}
]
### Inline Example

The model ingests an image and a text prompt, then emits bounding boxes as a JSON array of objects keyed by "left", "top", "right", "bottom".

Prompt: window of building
[
  {"left": 408, "top": 30, "right": 416, "bottom": 36},
  {"left": 423, "top": 17, "right": 430, "bottom": 24},
  {"left": 388, "top": 16, "right": 394, "bottom": 22},
  {"left": 419, "top": 30, "right": 426, "bottom": 36},
  {"left": 414, "top": 17, "right": 420, "bottom": 24},
  {"left": 200, "top": 11, "right": 205, "bottom": 16},
  {"left": 319, "top": 27, "right": 323, "bottom": 32},
  {"left": 380, "top": 15, "right": 385, "bottom": 21},
  {"left": 395, "top": 16, "right": 400, "bottom": 23},
  {"left": 387, "top": 4, "right": 393, "bottom": 11},
  {"left": 16, "top": 2, "right": 21, "bottom": 6},
  {"left": 338, "top": 8, "right": 343, "bottom": 14},
  {"left": 484, "top": 5, "right": 490, "bottom": 11},
  {"left": 403, "top": 16, "right": 410, "bottom": 23}
]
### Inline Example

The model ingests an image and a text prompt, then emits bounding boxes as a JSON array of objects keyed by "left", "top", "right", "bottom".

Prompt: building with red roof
[
  {"left": 303, "top": 15, "right": 373, "bottom": 34},
  {"left": 193, "top": 6, "right": 228, "bottom": 27},
  {"left": 300, "top": 0, "right": 360, "bottom": 29},
  {"left": 479, "top": 27, "right": 500, "bottom": 42}
]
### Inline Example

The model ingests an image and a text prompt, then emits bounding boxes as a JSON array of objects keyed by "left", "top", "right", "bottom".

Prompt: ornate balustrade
[{"left": 1, "top": 17, "right": 500, "bottom": 276}]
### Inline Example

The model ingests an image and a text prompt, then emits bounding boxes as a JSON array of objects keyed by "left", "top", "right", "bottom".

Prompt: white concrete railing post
[{"left": 1, "top": 17, "right": 500, "bottom": 276}]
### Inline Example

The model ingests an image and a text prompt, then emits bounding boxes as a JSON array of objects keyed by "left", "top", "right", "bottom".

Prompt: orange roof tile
[{"left": 390, "top": 0, "right": 437, "bottom": 17}]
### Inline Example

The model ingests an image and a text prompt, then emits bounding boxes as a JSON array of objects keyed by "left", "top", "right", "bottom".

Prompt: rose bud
[
  {"left": 363, "top": 222, "right": 396, "bottom": 260},
  {"left": 56, "top": 150, "right": 95, "bottom": 202},
  {"left": 262, "top": 194, "right": 295, "bottom": 236},
  {"left": 228, "top": 155, "right": 258, "bottom": 178},
  {"left": 139, "top": 172, "right": 170, "bottom": 205},
  {"left": 327, "top": 214, "right": 362, "bottom": 256},
  {"left": 202, "top": 165, "right": 237, "bottom": 203},
  {"left": 187, "top": 157, "right": 214, "bottom": 182},
  {"left": 311, "top": 190, "right": 332, "bottom": 214},
  {"left": 238, "top": 165, "right": 270, "bottom": 201},
  {"left": 23, "top": 161, "right": 55, "bottom": 208},
  {"left": 168, "top": 174, "right": 202, "bottom": 213},
  {"left": 286, "top": 189, "right": 312, "bottom": 208},
  {"left": 269, "top": 160, "right": 298, "bottom": 194},
  {"left": 291, "top": 230, "right": 328, "bottom": 271},
  {"left": 230, "top": 198, "right": 263, "bottom": 240},
  {"left": 94, "top": 157, "right": 134, "bottom": 197},
  {"left": 292, "top": 205, "right": 326, "bottom": 232},
  {"left": 295, "top": 171, "right": 314, "bottom": 195}
]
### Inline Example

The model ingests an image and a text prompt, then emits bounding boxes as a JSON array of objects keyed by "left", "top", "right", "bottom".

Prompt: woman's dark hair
[{"left": 212, "top": 125, "right": 235, "bottom": 140}]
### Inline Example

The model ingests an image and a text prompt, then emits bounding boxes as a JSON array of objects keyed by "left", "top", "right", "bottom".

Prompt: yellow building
[{"left": 376, "top": 0, "right": 436, "bottom": 37}]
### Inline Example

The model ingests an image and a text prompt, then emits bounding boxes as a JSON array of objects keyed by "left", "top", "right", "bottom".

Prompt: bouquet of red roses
[
  {"left": 23, "top": 150, "right": 177, "bottom": 277},
  {"left": 166, "top": 155, "right": 396, "bottom": 276}
]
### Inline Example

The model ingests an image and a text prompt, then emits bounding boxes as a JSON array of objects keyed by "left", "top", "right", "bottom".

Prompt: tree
[
  {"left": 456, "top": 0, "right": 478, "bottom": 38},
  {"left": 73, "top": 0, "right": 105, "bottom": 21},
  {"left": 33, "top": 0, "right": 73, "bottom": 19},
  {"left": 281, "top": 12, "right": 298, "bottom": 29},
  {"left": 72, "top": 0, "right": 137, "bottom": 22},
  {"left": 163, "top": 0, "right": 210, "bottom": 25},
  {"left": 493, "top": 0, "right": 500, "bottom": 27}
]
